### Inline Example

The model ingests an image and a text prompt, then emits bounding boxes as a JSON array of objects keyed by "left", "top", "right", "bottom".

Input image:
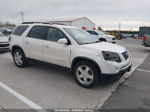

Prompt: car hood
[
  {"left": 82, "top": 42, "right": 126, "bottom": 54},
  {"left": 0, "top": 36, "right": 9, "bottom": 42}
]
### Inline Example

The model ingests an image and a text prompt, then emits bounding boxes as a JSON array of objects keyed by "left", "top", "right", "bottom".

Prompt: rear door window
[
  {"left": 13, "top": 25, "right": 29, "bottom": 36},
  {"left": 27, "top": 26, "right": 49, "bottom": 40}
]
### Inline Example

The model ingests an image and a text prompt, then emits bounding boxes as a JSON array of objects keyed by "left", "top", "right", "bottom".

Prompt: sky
[{"left": 0, "top": 0, "right": 150, "bottom": 31}]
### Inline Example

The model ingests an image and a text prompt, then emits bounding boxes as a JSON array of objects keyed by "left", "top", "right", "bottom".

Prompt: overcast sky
[{"left": 0, "top": 0, "right": 150, "bottom": 30}]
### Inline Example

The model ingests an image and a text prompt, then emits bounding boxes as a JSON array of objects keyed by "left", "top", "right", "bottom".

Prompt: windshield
[
  {"left": 64, "top": 28, "right": 99, "bottom": 45},
  {"left": 96, "top": 30, "right": 106, "bottom": 35}
]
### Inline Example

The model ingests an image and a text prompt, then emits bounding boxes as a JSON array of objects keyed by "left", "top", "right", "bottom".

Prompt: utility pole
[
  {"left": 19, "top": 12, "right": 24, "bottom": 23},
  {"left": 119, "top": 22, "right": 121, "bottom": 34}
]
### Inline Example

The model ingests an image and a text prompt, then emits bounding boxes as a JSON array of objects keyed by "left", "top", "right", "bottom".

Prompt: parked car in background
[
  {"left": 2, "top": 28, "right": 12, "bottom": 35},
  {"left": 87, "top": 30, "right": 116, "bottom": 43},
  {"left": 114, "top": 34, "right": 126, "bottom": 40},
  {"left": 142, "top": 34, "right": 150, "bottom": 47},
  {"left": 10, "top": 22, "right": 131, "bottom": 88},
  {"left": 0, "top": 32, "right": 10, "bottom": 52},
  {"left": 132, "top": 34, "right": 139, "bottom": 39}
]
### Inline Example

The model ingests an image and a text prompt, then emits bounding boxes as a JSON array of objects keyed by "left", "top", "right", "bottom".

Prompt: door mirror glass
[{"left": 58, "top": 38, "right": 68, "bottom": 44}]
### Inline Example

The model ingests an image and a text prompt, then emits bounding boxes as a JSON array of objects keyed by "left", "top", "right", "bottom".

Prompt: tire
[
  {"left": 99, "top": 38, "right": 107, "bottom": 42},
  {"left": 12, "top": 49, "right": 28, "bottom": 68},
  {"left": 73, "top": 61, "right": 100, "bottom": 88}
]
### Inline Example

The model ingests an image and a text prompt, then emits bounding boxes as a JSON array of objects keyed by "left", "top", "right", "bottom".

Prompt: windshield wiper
[
  {"left": 91, "top": 40, "right": 101, "bottom": 44},
  {"left": 81, "top": 41, "right": 100, "bottom": 45},
  {"left": 80, "top": 43, "right": 91, "bottom": 45}
]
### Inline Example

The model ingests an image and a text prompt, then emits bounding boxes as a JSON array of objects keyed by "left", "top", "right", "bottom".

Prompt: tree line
[{"left": 0, "top": 21, "right": 16, "bottom": 27}]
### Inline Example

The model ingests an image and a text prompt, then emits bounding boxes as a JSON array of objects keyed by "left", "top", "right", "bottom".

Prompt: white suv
[
  {"left": 87, "top": 30, "right": 116, "bottom": 43},
  {"left": 10, "top": 22, "right": 132, "bottom": 88}
]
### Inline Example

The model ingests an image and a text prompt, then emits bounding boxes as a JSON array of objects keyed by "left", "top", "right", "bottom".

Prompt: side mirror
[{"left": 58, "top": 38, "right": 68, "bottom": 44}]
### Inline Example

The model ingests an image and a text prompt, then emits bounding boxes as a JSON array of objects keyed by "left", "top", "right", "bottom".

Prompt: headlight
[{"left": 102, "top": 51, "right": 121, "bottom": 63}]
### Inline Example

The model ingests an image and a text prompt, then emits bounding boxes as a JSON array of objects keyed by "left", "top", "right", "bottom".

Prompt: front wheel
[
  {"left": 73, "top": 61, "right": 100, "bottom": 88},
  {"left": 12, "top": 49, "right": 28, "bottom": 68}
]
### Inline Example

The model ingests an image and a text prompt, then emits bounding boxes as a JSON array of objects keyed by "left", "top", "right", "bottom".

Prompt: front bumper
[
  {"left": 108, "top": 39, "right": 116, "bottom": 43},
  {"left": 101, "top": 64, "right": 132, "bottom": 83},
  {"left": 0, "top": 42, "right": 10, "bottom": 51}
]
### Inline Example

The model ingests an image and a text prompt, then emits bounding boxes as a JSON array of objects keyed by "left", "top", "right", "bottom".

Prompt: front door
[{"left": 42, "top": 27, "right": 71, "bottom": 67}]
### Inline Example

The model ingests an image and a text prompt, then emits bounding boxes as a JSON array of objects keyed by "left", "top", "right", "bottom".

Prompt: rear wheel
[
  {"left": 73, "top": 61, "right": 100, "bottom": 88},
  {"left": 12, "top": 49, "right": 28, "bottom": 68}
]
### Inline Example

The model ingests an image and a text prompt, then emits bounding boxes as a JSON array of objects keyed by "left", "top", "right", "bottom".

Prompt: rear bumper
[
  {"left": 108, "top": 39, "right": 116, "bottom": 43},
  {"left": 101, "top": 65, "right": 132, "bottom": 83},
  {"left": 142, "top": 41, "right": 150, "bottom": 47}
]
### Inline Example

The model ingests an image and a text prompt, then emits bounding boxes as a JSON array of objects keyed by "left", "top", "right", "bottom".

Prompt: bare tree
[{"left": 98, "top": 27, "right": 103, "bottom": 31}]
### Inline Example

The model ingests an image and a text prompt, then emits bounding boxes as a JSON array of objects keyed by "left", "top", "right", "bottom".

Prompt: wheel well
[
  {"left": 11, "top": 46, "right": 24, "bottom": 54},
  {"left": 71, "top": 57, "right": 101, "bottom": 74},
  {"left": 99, "top": 38, "right": 107, "bottom": 42}
]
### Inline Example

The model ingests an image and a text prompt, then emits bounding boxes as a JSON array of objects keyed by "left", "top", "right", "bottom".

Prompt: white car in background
[
  {"left": 0, "top": 32, "right": 10, "bottom": 51},
  {"left": 87, "top": 30, "right": 116, "bottom": 43}
]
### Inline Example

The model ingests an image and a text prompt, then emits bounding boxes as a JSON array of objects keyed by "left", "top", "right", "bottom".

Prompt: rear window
[{"left": 13, "top": 25, "right": 29, "bottom": 36}]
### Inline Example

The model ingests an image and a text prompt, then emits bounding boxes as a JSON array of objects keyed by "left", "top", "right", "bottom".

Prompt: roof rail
[
  {"left": 22, "top": 22, "right": 52, "bottom": 24},
  {"left": 51, "top": 22, "right": 68, "bottom": 26},
  {"left": 22, "top": 22, "right": 68, "bottom": 26}
]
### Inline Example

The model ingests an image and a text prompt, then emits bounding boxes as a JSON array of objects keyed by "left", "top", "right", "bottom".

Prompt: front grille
[
  {"left": 0, "top": 41, "right": 9, "bottom": 43},
  {"left": 0, "top": 48, "right": 9, "bottom": 51},
  {"left": 122, "top": 51, "right": 129, "bottom": 60},
  {"left": 0, "top": 44, "right": 9, "bottom": 47}
]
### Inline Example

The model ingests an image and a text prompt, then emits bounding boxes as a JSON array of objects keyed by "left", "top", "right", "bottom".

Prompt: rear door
[{"left": 24, "top": 26, "right": 49, "bottom": 60}]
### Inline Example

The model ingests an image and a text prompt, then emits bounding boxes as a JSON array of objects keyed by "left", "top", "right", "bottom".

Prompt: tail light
[
  {"left": 82, "top": 26, "right": 87, "bottom": 30},
  {"left": 143, "top": 36, "right": 147, "bottom": 41},
  {"left": 93, "top": 28, "right": 96, "bottom": 30}
]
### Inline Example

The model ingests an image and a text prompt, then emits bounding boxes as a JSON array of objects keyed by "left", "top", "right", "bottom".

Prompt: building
[
  {"left": 139, "top": 27, "right": 150, "bottom": 37},
  {"left": 48, "top": 17, "right": 96, "bottom": 29}
]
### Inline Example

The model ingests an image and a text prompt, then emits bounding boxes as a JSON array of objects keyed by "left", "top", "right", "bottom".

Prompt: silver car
[{"left": 0, "top": 32, "right": 10, "bottom": 51}]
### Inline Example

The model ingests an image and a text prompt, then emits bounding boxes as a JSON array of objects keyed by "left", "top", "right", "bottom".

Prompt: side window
[
  {"left": 87, "top": 30, "right": 98, "bottom": 35},
  {"left": 47, "top": 27, "right": 67, "bottom": 42},
  {"left": 27, "top": 26, "right": 49, "bottom": 40},
  {"left": 13, "top": 25, "right": 29, "bottom": 36}
]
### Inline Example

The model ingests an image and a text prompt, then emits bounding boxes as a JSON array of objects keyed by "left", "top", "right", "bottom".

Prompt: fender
[{"left": 71, "top": 57, "right": 101, "bottom": 74}]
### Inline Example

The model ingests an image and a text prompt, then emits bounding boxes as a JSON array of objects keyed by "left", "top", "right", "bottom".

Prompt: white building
[{"left": 48, "top": 17, "right": 96, "bottom": 29}]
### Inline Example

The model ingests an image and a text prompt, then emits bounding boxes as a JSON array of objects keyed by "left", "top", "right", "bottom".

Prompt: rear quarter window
[{"left": 13, "top": 25, "right": 29, "bottom": 36}]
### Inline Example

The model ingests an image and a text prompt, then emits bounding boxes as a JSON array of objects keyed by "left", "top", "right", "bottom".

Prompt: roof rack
[
  {"left": 22, "top": 22, "right": 52, "bottom": 24},
  {"left": 51, "top": 22, "right": 68, "bottom": 25},
  {"left": 22, "top": 22, "right": 68, "bottom": 26}
]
